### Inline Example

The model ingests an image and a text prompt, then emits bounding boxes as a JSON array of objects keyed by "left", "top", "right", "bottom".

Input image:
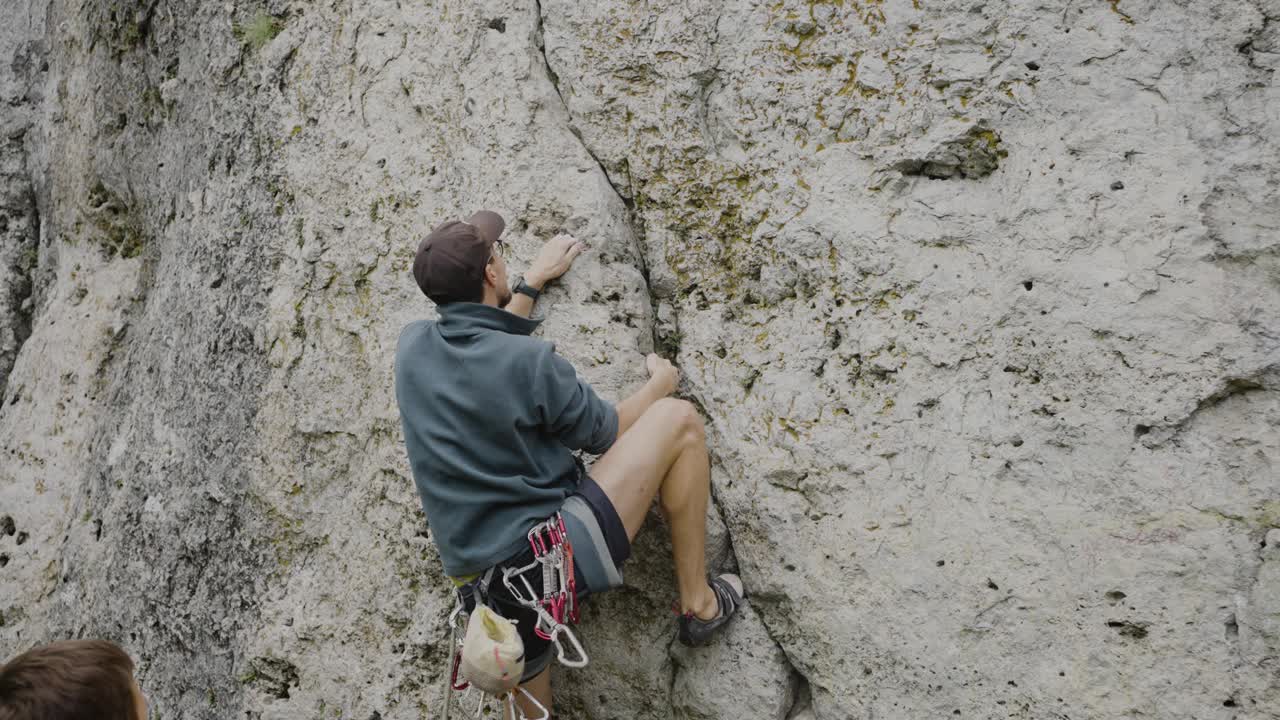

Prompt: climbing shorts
[
  {"left": 560, "top": 470, "right": 631, "bottom": 594},
  {"left": 461, "top": 471, "right": 630, "bottom": 682}
]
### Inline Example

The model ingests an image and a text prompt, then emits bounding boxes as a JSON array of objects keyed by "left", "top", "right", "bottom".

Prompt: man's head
[
  {"left": 0, "top": 639, "right": 146, "bottom": 720},
  {"left": 413, "top": 210, "right": 511, "bottom": 307}
]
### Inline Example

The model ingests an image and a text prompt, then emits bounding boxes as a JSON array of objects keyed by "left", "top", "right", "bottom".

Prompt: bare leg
[
  {"left": 510, "top": 400, "right": 718, "bottom": 714},
  {"left": 655, "top": 412, "right": 716, "bottom": 618},
  {"left": 589, "top": 398, "right": 718, "bottom": 619},
  {"left": 511, "top": 667, "right": 552, "bottom": 718}
]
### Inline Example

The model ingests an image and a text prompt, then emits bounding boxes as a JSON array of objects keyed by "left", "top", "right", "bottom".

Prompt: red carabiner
[
  {"left": 559, "top": 515, "right": 580, "bottom": 623},
  {"left": 566, "top": 578, "right": 579, "bottom": 624},
  {"left": 450, "top": 650, "right": 470, "bottom": 691}
]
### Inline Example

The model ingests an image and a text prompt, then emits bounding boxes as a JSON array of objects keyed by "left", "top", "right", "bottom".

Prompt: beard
[{"left": 497, "top": 285, "right": 513, "bottom": 308}]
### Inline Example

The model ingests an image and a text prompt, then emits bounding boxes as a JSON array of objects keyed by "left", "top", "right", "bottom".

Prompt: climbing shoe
[{"left": 676, "top": 573, "right": 744, "bottom": 647}]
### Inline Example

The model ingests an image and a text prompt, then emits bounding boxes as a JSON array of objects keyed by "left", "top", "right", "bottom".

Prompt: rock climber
[
  {"left": 394, "top": 211, "right": 744, "bottom": 715},
  {"left": 0, "top": 639, "right": 148, "bottom": 720}
]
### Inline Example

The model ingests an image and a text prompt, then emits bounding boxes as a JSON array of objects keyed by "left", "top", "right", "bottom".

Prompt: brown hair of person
[{"left": 0, "top": 639, "right": 138, "bottom": 720}]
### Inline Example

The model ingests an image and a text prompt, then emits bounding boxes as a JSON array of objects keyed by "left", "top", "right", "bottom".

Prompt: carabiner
[
  {"left": 447, "top": 604, "right": 468, "bottom": 635},
  {"left": 501, "top": 561, "right": 542, "bottom": 608},
  {"left": 449, "top": 649, "right": 470, "bottom": 691},
  {"left": 550, "top": 623, "right": 589, "bottom": 668},
  {"left": 508, "top": 686, "right": 550, "bottom": 720}
]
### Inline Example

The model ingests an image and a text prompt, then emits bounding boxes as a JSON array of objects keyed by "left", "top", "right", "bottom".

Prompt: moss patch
[
  {"left": 92, "top": 1, "right": 152, "bottom": 55},
  {"left": 234, "top": 12, "right": 284, "bottom": 53},
  {"left": 86, "top": 181, "right": 147, "bottom": 259},
  {"left": 892, "top": 125, "right": 1008, "bottom": 180}
]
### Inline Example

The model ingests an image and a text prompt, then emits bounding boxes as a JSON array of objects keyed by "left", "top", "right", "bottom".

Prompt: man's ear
[{"left": 483, "top": 259, "right": 499, "bottom": 288}]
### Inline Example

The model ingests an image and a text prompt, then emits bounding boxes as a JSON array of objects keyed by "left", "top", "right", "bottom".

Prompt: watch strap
[{"left": 514, "top": 277, "right": 541, "bottom": 300}]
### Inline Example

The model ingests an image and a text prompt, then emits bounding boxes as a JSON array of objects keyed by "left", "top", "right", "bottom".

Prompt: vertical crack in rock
[
  {"left": 533, "top": 0, "right": 566, "bottom": 110},
  {"left": 693, "top": 8, "right": 725, "bottom": 158},
  {"left": 533, "top": 7, "right": 687, "bottom": 714},
  {"left": 0, "top": 30, "right": 42, "bottom": 406},
  {"left": 753, "top": 583, "right": 823, "bottom": 720},
  {"left": 532, "top": 0, "right": 658, "bottom": 345},
  {"left": 532, "top": 0, "right": 744, "bottom": 572},
  {"left": 531, "top": 8, "right": 792, "bottom": 715},
  {"left": 666, "top": 632, "right": 681, "bottom": 715},
  {"left": 0, "top": 130, "right": 39, "bottom": 406},
  {"left": 784, "top": 671, "right": 813, "bottom": 719}
]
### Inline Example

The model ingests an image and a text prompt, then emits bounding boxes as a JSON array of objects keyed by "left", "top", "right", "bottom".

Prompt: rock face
[{"left": 1, "top": 0, "right": 1277, "bottom": 718}]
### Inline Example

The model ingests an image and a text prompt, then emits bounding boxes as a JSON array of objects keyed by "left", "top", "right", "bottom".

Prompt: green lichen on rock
[
  {"left": 92, "top": 0, "right": 151, "bottom": 55},
  {"left": 18, "top": 245, "right": 38, "bottom": 272},
  {"left": 891, "top": 124, "right": 1008, "bottom": 180},
  {"left": 86, "top": 180, "right": 146, "bottom": 259},
  {"left": 961, "top": 128, "right": 1009, "bottom": 178},
  {"left": 139, "top": 85, "right": 174, "bottom": 125},
  {"left": 234, "top": 12, "right": 284, "bottom": 53},
  {"left": 634, "top": 152, "right": 775, "bottom": 302},
  {"left": 368, "top": 192, "right": 418, "bottom": 224},
  {"left": 1107, "top": 0, "right": 1136, "bottom": 24},
  {"left": 241, "top": 656, "right": 300, "bottom": 699},
  {"left": 1256, "top": 500, "right": 1280, "bottom": 529},
  {"left": 0, "top": 606, "right": 26, "bottom": 628}
]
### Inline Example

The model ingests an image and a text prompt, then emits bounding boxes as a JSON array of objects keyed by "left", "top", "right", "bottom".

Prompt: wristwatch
[{"left": 513, "top": 277, "right": 541, "bottom": 300}]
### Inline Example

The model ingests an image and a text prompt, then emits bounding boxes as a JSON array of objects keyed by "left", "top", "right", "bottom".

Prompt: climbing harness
[{"left": 440, "top": 513, "right": 587, "bottom": 719}]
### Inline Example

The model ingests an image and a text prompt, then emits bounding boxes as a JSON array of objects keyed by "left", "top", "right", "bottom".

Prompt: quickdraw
[{"left": 501, "top": 513, "right": 588, "bottom": 667}]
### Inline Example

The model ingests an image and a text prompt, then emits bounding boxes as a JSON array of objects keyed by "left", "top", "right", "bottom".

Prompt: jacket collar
[{"left": 436, "top": 302, "right": 542, "bottom": 338}]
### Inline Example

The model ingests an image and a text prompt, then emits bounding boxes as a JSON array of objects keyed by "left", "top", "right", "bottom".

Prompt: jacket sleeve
[{"left": 532, "top": 344, "right": 619, "bottom": 455}]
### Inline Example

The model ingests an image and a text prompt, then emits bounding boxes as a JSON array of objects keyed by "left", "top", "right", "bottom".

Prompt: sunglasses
[{"left": 489, "top": 237, "right": 507, "bottom": 262}]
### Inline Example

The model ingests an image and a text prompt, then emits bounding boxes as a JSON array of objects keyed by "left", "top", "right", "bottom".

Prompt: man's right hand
[
  {"left": 526, "top": 233, "right": 586, "bottom": 289},
  {"left": 646, "top": 353, "right": 679, "bottom": 396}
]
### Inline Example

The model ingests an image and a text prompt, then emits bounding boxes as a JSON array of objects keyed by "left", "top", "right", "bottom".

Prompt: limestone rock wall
[{"left": 1, "top": 1, "right": 1277, "bottom": 719}]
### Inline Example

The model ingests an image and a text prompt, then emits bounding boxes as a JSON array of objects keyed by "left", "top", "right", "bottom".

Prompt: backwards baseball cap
[{"left": 413, "top": 210, "right": 505, "bottom": 304}]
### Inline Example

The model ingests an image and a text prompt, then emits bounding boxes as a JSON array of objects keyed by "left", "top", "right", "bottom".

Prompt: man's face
[{"left": 490, "top": 243, "right": 513, "bottom": 307}]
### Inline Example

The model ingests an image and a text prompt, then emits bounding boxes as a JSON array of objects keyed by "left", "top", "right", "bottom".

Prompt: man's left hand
[{"left": 526, "top": 233, "right": 585, "bottom": 289}]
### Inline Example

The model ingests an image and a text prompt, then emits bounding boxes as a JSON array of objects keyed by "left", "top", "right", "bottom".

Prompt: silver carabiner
[
  {"left": 508, "top": 687, "right": 550, "bottom": 720},
  {"left": 501, "top": 561, "right": 543, "bottom": 608},
  {"left": 448, "top": 604, "right": 468, "bottom": 636},
  {"left": 540, "top": 552, "right": 557, "bottom": 599},
  {"left": 555, "top": 548, "right": 565, "bottom": 594},
  {"left": 549, "top": 621, "right": 589, "bottom": 668},
  {"left": 527, "top": 518, "right": 555, "bottom": 553},
  {"left": 526, "top": 605, "right": 554, "bottom": 639}
]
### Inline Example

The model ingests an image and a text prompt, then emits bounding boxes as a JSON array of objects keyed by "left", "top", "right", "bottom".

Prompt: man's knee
[{"left": 654, "top": 398, "right": 704, "bottom": 443}]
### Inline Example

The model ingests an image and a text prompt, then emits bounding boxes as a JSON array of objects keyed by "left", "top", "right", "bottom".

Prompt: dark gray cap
[{"left": 413, "top": 210, "right": 505, "bottom": 303}]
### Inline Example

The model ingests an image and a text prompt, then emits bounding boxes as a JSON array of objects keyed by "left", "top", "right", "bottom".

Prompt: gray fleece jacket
[{"left": 393, "top": 302, "right": 619, "bottom": 576}]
